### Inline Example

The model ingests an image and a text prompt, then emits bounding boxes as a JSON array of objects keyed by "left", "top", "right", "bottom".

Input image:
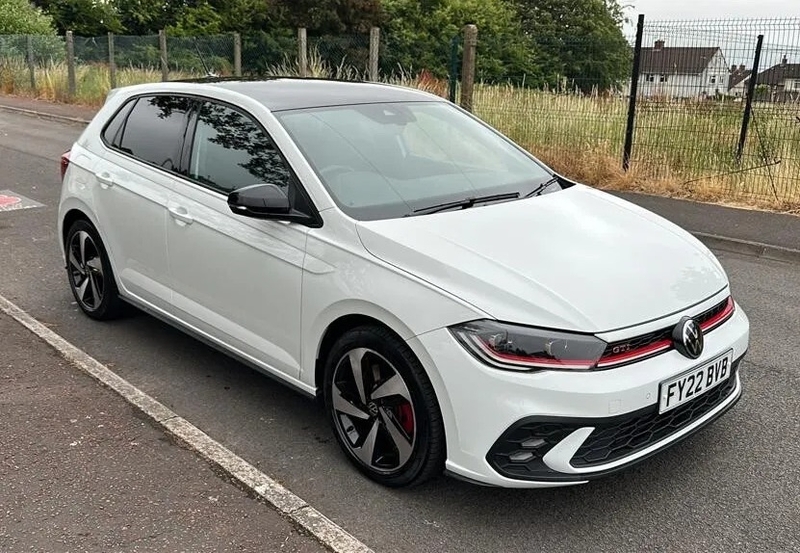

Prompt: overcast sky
[{"left": 624, "top": 0, "right": 800, "bottom": 22}]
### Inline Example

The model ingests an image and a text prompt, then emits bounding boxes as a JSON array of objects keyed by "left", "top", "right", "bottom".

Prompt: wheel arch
[
  {"left": 59, "top": 198, "right": 101, "bottom": 252},
  {"left": 59, "top": 201, "right": 122, "bottom": 293},
  {"left": 312, "top": 308, "right": 413, "bottom": 401},
  {"left": 61, "top": 208, "right": 95, "bottom": 248}
]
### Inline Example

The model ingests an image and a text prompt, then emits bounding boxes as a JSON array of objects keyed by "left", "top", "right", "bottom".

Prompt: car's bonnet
[{"left": 356, "top": 185, "right": 728, "bottom": 332}]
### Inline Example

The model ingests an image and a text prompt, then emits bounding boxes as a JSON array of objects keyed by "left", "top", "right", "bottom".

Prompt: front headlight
[{"left": 450, "top": 320, "right": 607, "bottom": 371}]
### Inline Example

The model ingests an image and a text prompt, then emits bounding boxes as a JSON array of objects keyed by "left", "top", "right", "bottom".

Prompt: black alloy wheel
[{"left": 324, "top": 325, "right": 446, "bottom": 487}]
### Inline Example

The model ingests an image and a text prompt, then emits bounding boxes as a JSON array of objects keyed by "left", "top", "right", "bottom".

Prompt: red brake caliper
[{"left": 397, "top": 403, "right": 414, "bottom": 435}]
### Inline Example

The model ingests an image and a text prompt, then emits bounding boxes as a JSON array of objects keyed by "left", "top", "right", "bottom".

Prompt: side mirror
[{"left": 227, "top": 183, "right": 290, "bottom": 218}]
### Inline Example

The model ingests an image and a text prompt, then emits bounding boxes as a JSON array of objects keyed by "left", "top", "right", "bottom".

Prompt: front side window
[
  {"left": 189, "top": 101, "right": 290, "bottom": 194},
  {"left": 116, "top": 95, "right": 193, "bottom": 171},
  {"left": 275, "top": 101, "right": 554, "bottom": 221}
]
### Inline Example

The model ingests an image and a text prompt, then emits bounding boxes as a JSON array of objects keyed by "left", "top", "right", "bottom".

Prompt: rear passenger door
[
  {"left": 98, "top": 95, "right": 193, "bottom": 310},
  {"left": 166, "top": 99, "right": 314, "bottom": 381}
]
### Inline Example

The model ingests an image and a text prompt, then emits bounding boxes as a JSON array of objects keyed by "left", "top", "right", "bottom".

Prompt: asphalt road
[{"left": 1, "top": 110, "right": 799, "bottom": 553}]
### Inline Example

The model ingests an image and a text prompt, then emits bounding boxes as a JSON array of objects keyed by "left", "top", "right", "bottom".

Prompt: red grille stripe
[
  {"left": 597, "top": 339, "right": 672, "bottom": 367},
  {"left": 598, "top": 297, "right": 734, "bottom": 369},
  {"left": 700, "top": 297, "right": 735, "bottom": 331}
]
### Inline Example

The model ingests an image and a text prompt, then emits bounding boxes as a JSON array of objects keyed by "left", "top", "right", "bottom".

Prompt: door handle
[
  {"left": 168, "top": 206, "right": 194, "bottom": 225},
  {"left": 95, "top": 172, "right": 114, "bottom": 189}
]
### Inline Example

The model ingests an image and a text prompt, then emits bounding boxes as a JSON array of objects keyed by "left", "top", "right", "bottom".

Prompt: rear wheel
[
  {"left": 323, "top": 325, "right": 445, "bottom": 487},
  {"left": 65, "top": 220, "right": 124, "bottom": 320}
]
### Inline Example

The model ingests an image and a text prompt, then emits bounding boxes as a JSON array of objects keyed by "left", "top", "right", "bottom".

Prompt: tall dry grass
[
  {"left": 471, "top": 84, "right": 800, "bottom": 212},
  {"left": 0, "top": 58, "right": 191, "bottom": 105}
]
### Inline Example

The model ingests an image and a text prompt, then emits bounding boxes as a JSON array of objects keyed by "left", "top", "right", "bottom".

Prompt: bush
[{"left": 0, "top": 0, "right": 56, "bottom": 35}]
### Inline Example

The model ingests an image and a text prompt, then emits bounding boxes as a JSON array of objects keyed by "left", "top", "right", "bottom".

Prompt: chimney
[
  {"left": 654, "top": 40, "right": 665, "bottom": 51},
  {"left": 740, "top": 64, "right": 745, "bottom": 71},
  {"left": 782, "top": 55, "right": 788, "bottom": 66},
  {"left": 731, "top": 64, "right": 736, "bottom": 72}
]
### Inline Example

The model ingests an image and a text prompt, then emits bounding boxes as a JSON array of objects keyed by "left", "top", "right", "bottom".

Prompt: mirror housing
[{"left": 227, "top": 183, "right": 291, "bottom": 218}]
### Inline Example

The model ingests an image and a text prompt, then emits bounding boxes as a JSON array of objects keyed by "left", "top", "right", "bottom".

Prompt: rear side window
[
  {"left": 109, "top": 95, "right": 193, "bottom": 171},
  {"left": 102, "top": 99, "right": 135, "bottom": 148}
]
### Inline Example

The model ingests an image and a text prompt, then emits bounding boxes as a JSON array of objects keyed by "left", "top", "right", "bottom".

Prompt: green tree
[
  {"left": 166, "top": 1, "right": 224, "bottom": 35},
  {"left": 510, "top": 0, "right": 631, "bottom": 91},
  {"left": 382, "top": 0, "right": 536, "bottom": 82},
  {"left": 113, "top": 0, "right": 182, "bottom": 34},
  {"left": 34, "top": 0, "right": 123, "bottom": 35},
  {"left": 166, "top": 0, "right": 287, "bottom": 36},
  {"left": 276, "top": 0, "right": 383, "bottom": 34},
  {"left": 0, "top": 0, "right": 56, "bottom": 34}
]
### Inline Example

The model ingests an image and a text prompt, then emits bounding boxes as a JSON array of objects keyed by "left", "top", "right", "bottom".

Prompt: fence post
[
  {"left": 460, "top": 24, "right": 477, "bottom": 112},
  {"left": 26, "top": 36, "right": 36, "bottom": 91},
  {"left": 369, "top": 27, "right": 380, "bottom": 81},
  {"left": 737, "top": 34, "right": 764, "bottom": 162},
  {"left": 622, "top": 14, "right": 645, "bottom": 171},
  {"left": 298, "top": 28, "right": 308, "bottom": 77},
  {"left": 66, "top": 31, "right": 76, "bottom": 98},
  {"left": 159, "top": 29, "right": 168, "bottom": 81},
  {"left": 448, "top": 35, "right": 460, "bottom": 103},
  {"left": 233, "top": 32, "right": 242, "bottom": 77},
  {"left": 108, "top": 32, "right": 117, "bottom": 89}
]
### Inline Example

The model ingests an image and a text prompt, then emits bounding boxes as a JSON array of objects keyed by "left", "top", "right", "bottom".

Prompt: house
[
  {"left": 635, "top": 40, "right": 729, "bottom": 98},
  {"left": 728, "top": 64, "right": 751, "bottom": 98},
  {"left": 755, "top": 57, "right": 800, "bottom": 102}
]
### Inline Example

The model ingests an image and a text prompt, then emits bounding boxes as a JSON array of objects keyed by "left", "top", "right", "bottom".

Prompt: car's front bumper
[{"left": 408, "top": 301, "right": 749, "bottom": 488}]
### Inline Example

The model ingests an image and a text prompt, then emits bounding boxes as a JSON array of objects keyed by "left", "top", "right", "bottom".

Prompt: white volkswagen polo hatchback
[{"left": 58, "top": 79, "right": 749, "bottom": 488}]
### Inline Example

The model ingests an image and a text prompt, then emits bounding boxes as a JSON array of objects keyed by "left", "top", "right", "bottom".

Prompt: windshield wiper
[
  {"left": 411, "top": 192, "right": 520, "bottom": 216},
  {"left": 524, "top": 176, "right": 559, "bottom": 198}
]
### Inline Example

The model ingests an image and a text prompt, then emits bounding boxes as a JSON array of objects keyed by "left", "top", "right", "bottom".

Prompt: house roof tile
[
  {"left": 639, "top": 46, "right": 721, "bottom": 75},
  {"left": 756, "top": 63, "right": 800, "bottom": 86}
]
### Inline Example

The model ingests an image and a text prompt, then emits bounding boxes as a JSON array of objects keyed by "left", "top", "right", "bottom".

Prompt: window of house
[
  {"left": 659, "top": 75, "right": 668, "bottom": 83},
  {"left": 645, "top": 74, "right": 655, "bottom": 82},
  {"left": 189, "top": 101, "right": 291, "bottom": 195},
  {"left": 710, "top": 75, "right": 717, "bottom": 84}
]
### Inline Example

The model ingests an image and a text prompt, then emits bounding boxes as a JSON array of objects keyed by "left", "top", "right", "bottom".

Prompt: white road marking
[{"left": 0, "top": 294, "right": 374, "bottom": 553}]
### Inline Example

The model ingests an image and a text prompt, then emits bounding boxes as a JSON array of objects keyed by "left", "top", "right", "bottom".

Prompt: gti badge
[{"left": 672, "top": 316, "right": 704, "bottom": 359}]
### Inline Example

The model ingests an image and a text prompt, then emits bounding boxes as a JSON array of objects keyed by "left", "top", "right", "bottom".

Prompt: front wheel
[
  {"left": 323, "top": 325, "right": 446, "bottom": 487},
  {"left": 65, "top": 219, "right": 124, "bottom": 320}
]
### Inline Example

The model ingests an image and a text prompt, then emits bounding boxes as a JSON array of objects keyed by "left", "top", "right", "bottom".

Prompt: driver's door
[{"left": 166, "top": 100, "right": 310, "bottom": 380}]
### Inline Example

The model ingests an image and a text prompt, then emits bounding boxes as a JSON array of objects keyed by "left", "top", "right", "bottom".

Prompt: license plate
[{"left": 659, "top": 350, "right": 733, "bottom": 414}]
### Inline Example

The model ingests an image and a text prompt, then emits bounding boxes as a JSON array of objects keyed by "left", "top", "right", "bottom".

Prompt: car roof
[{"left": 174, "top": 77, "right": 442, "bottom": 112}]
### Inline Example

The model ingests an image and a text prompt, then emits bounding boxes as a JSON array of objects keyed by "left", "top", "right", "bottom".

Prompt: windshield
[{"left": 275, "top": 101, "right": 557, "bottom": 221}]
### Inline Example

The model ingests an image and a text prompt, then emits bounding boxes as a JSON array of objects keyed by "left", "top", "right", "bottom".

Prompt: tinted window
[
  {"left": 189, "top": 102, "right": 290, "bottom": 194},
  {"left": 102, "top": 99, "right": 136, "bottom": 148},
  {"left": 117, "top": 95, "right": 193, "bottom": 171}
]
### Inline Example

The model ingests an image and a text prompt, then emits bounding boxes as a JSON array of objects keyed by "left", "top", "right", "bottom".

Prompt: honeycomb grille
[
  {"left": 486, "top": 358, "right": 741, "bottom": 480},
  {"left": 571, "top": 362, "right": 740, "bottom": 467}
]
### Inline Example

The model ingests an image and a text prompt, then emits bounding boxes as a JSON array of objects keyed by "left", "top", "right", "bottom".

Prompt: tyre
[
  {"left": 323, "top": 325, "right": 446, "bottom": 487},
  {"left": 65, "top": 219, "right": 124, "bottom": 320}
]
